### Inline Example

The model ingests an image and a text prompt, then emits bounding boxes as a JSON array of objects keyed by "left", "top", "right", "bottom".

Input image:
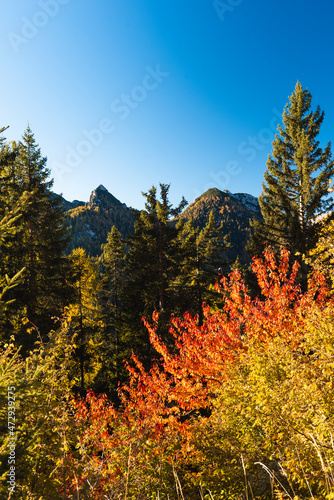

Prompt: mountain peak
[
  {"left": 175, "top": 187, "right": 262, "bottom": 264},
  {"left": 193, "top": 188, "right": 260, "bottom": 213},
  {"left": 64, "top": 185, "right": 136, "bottom": 256},
  {"left": 89, "top": 185, "right": 123, "bottom": 207},
  {"left": 194, "top": 187, "right": 225, "bottom": 202}
]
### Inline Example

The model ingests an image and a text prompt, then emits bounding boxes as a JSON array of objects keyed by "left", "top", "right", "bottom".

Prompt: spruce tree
[
  {"left": 173, "top": 211, "right": 230, "bottom": 323},
  {"left": 250, "top": 83, "right": 334, "bottom": 284},
  {"left": 121, "top": 184, "right": 187, "bottom": 363},
  {"left": 100, "top": 226, "right": 125, "bottom": 330},
  {"left": 0, "top": 126, "right": 71, "bottom": 345},
  {"left": 0, "top": 127, "right": 28, "bottom": 324},
  {"left": 97, "top": 226, "right": 128, "bottom": 400},
  {"left": 66, "top": 248, "right": 102, "bottom": 392}
]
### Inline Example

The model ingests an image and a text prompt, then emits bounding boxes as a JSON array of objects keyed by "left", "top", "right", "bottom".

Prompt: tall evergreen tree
[
  {"left": 0, "top": 126, "right": 28, "bottom": 325},
  {"left": 250, "top": 83, "right": 334, "bottom": 284},
  {"left": 121, "top": 184, "right": 187, "bottom": 363},
  {"left": 173, "top": 211, "right": 230, "bottom": 324},
  {"left": 0, "top": 126, "right": 71, "bottom": 346},
  {"left": 66, "top": 248, "right": 102, "bottom": 393},
  {"left": 97, "top": 226, "right": 128, "bottom": 400},
  {"left": 100, "top": 226, "right": 125, "bottom": 332}
]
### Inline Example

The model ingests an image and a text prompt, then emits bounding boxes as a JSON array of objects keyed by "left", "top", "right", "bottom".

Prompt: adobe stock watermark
[
  {"left": 7, "top": 386, "right": 16, "bottom": 494},
  {"left": 193, "top": 160, "right": 242, "bottom": 199},
  {"left": 8, "top": 0, "right": 71, "bottom": 53},
  {"left": 53, "top": 65, "right": 170, "bottom": 182},
  {"left": 213, "top": 0, "right": 244, "bottom": 22},
  {"left": 237, "top": 108, "right": 281, "bottom": 162},
  {"left": 192, "top": 108, "right": 282, "bottom": 198}
]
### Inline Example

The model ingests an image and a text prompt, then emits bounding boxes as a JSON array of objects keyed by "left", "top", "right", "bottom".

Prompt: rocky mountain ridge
[
  {"left": 59, "top": 185, "right": 262, "bottom": 260},
  {"left": 62, "top": 185, "right": 137, "bottom": 255},
  {"left": 174, "top": 188, "right": 261, "bottom": 262}
]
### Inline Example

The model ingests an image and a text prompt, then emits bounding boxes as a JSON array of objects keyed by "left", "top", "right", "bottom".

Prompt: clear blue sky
[{"left": 1, "top": 0, "right": 334, "bottom": 210}]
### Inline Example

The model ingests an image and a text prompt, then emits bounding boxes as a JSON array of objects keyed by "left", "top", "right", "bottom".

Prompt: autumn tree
[
  {"left": 69, "top": 249, "right": 334, "bottom": 499},
  {"left": 305, "top": 212, "right": 334, "bottom": 285},
  {"left": 0, "top": 328, "right": 76, "bottom": 499}
]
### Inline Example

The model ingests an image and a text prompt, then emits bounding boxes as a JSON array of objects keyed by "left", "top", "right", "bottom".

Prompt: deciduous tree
[{"left": 69, "top": 249, "right": 333, "bottom": 499}]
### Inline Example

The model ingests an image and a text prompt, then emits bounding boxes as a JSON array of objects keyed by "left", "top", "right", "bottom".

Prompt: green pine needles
[{"left": 251, "top": 82, "right": 334, "bottom": 264}]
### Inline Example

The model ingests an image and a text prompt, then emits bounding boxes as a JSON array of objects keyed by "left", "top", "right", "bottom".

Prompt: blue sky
[{"left": 1, "top": 0, "right": 334, "bottom": 210}]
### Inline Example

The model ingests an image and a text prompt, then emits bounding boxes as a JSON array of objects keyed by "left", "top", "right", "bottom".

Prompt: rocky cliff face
[{"left": 62, "top": 185, "right": 137, "bottom": 256}]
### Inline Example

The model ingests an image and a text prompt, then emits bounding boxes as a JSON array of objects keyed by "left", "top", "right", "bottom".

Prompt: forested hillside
[
  {"left": 173, "top": 187, "right": 262, "bottom": 263},
  {"left": 64, "top": 184, "right": 137, "bottom": 256},
  {"left": 62, "top": 185, "right": 262, "bottom": 261},
  {"left": 1, "top": 83, "right": 334, "bottom": 499}
]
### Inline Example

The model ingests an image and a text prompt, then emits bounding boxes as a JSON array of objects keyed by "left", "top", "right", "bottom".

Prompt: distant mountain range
[{"left": 58, "top": 185, "right": 262, "bottom": 261}]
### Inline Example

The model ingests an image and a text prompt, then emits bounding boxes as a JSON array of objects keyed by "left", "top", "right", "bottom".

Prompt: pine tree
[
  {"left": 0, "top": 126, "right": 71, "bottom": 346},
  {"left": 173, "top": 211, "right": 230, "bottom": 323},
  {"left": 121, "top": 184, "right": 187, "bottom": 363},
  {"left": 97, "top": 226, "right": 128, "bottom": 400},
  {"left": 0, "top": 127, "right": 29, "bottom": 322},
  {"left": 100, "top": 226, "right": 125, "bottom": 329},
  {"left": 250, "top": 83, "right": 334, "bottom": 285},
  {"left": 66, "top": 248, "right": 102, "bottom": 392}
]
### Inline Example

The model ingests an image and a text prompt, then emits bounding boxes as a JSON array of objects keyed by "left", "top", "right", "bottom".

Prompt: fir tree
[
  {"left": 250, "top": 82, "right": 334, "bottom": 285},
  {"left": 0, "top": 126, "right": 71, "bottom": 346},
  {"left": 121, "top": 184, "right": 187, "bottom": 363},
  {"left": 66, "top": 248, "right": 102, "bottom": 392},
  {"left": 0, "top": 127, "right": 29, "bottom": 322},
  {"left": 173, "top": 211, "right": 230, "bottom": 323},
  {"left": 97, "top": 226, "right": 128, "bottom": 400}
]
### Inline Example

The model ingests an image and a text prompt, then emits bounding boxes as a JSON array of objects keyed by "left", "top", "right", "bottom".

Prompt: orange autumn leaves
[{"left": 68, "top": 249, "right": 332, "bottom": 497}]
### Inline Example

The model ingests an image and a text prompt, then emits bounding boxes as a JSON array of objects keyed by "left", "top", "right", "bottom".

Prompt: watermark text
[
  {"left": 7, "top": 386, "right": 16, "bottom": 494},
  {"left": 8, "top": 0, "right": 71, "bottom": 53}
]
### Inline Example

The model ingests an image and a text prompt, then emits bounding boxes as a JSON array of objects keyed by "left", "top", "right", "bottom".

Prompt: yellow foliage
[{"left": 307, "top": 217, "right": 334, "bottom": 285}]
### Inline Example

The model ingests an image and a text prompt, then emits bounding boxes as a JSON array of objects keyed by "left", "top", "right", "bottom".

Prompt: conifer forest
[{"left": 2, "top": 84, "right": 334, "bottom": 499}]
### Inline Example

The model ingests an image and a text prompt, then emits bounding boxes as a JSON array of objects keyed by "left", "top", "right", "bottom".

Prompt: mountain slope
[
  {"left": 64, "top": 185, "right": 137, "bottom": 256},
  {"left": 60, "top": 185, "right": 262, "bottom": 261},
  {"left": 174, "top": 188, "right": 262, "bottom": 263}
]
